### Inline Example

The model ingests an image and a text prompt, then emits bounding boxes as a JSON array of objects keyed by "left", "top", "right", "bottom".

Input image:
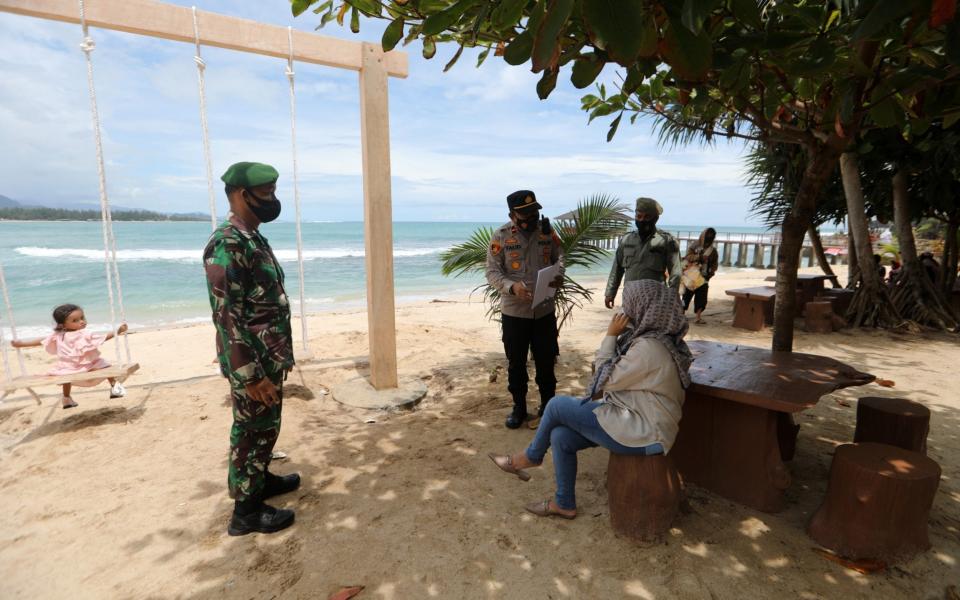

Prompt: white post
[{"left": 359, "top": 42, "right": 398, "bottom": 390}]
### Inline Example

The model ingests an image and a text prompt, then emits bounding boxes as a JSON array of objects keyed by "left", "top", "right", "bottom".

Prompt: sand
[{"left": 1, "top": 266, "right": 958, "bottom": 599}]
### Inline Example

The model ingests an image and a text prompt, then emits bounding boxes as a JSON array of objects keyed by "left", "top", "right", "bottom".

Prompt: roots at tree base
[{"left": 890, "top": 265, "right": 959, "bottom": 331}]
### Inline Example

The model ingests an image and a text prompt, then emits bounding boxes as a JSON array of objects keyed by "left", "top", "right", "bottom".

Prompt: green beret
[
  {"left": 635, "top": 197, "right": 663, "bottom": 215},
  {"left": 221, "top": 162, "right": 279, "bottom": 188}
]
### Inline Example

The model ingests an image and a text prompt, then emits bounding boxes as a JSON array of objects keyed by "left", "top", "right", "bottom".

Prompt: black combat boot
[
  {"left": 227, "top": 498, "right": 295, "bottom": 536},
  {"left": 263, "top": 471, "right": 301, "bottom": 499},
  {"left": 505, "top": 399, "right": 527, "bottom": 429}
]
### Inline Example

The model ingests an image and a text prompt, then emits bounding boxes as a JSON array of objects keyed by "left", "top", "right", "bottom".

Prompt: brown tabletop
[
  {"left": 725, "top": 286, "right": 776, "bottom": 300},
  {"left": 687, "top": 340, "right": 876, "bottom": 413}
]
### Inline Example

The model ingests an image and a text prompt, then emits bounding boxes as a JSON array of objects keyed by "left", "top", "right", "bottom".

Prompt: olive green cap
[
  {"left": 635, "top": 197, "right": 663, "bottom": 215},
  {"left": 220, "top": 162, "right": 279, "bottom": 188}
]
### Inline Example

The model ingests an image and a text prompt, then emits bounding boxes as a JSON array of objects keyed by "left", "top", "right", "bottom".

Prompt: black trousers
[
  {"left": 682, "top": 283, "right": 709, "bottom": 313},
  {"left": 501, "top": 312, "right": 559, "bottom": 416}
]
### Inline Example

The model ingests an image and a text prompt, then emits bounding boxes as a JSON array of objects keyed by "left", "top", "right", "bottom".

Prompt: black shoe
[
  {"left": 505, "top": 412, "right": 527, "bottom": 429},
  {"left": 263, "top": 471, "right": 301, "bottom": 499},
  {"left": 227, "top": 502, "right": 295, "bottom": 536}
]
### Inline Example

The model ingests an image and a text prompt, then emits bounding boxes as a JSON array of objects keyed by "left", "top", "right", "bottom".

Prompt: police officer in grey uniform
[
  {"left": 486, "top": 190, "right": 565, "bottom": 429},
  {"left": 604, "top": 197, "right": 681, "bottom": 308}
]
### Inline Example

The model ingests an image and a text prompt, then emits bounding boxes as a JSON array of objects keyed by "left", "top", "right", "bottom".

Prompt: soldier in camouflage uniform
[
  {"left": 604, "top": 197, "right": 681, "bottom": 308},
  {"left": 486, "top": 190, "right": 565, "bottom": 429},
  {"left": 203, "top": 162, "right": 300, "bottom": 536}
]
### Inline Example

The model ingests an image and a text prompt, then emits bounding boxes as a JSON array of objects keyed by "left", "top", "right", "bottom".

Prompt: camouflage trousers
[{"left": 228, "top": 371, "right": 284, "bottom": 502}]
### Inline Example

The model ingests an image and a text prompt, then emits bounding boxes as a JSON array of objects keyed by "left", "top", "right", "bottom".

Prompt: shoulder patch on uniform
[{"left": 490, "top": 240, "right": 502, "bottom": 256}]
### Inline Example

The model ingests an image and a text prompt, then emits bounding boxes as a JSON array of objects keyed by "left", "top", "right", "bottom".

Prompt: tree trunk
[
  {"left": 840, "top": 152, "right": 901, "bottom": 327},
  {"left": 808, "top": 225, "right": 841, "bottom": 287},
  {"left": 772, "top": 148, "right": 839, "bottom": 352},
  {"left": 890, "top": 168, "right": 958, "bottom": 329},
  {"left": 941, "top": 217, "right": 958, "bottom": 297},
  {"left": 846, "top": 216, "right": 860, "bottom": 289}
]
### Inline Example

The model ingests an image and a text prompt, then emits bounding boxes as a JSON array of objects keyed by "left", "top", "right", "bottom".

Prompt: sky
[{"left": 0, "top": 1, "right": 760, "bottom": 225}]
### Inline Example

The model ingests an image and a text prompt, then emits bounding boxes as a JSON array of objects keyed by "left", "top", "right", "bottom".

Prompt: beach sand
[{"left": 1, "top": 266, "right": 957, "bottom": 599}]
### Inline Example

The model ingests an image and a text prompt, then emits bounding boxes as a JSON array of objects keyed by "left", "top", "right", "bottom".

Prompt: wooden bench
[
  {"left": 607, "top": 453, "right": 682, "bottom": 541},
  {"left": 807, "top": 442, "right": 941, "bottom": 561},
  {"left": 765, "top": 274, "right": 840, "bottom": 316},
  {"left": 670, "top": 341, "right": 875, "bottom": 512},
  {"left": 725, "top": 286, "right": 776, "bottom": 331},
  {"left": 854, "top": 396, "right": 930, "bottom": 454},
  {"left": 820, "top": 287, "right": 855, "bottom": 316}
]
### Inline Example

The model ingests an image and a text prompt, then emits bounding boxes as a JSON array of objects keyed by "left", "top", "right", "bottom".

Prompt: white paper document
[{"left": 532, "top": 262, "right": 561, "bottom": 307}]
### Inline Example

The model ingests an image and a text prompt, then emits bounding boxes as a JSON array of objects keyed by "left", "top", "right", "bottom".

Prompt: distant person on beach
[
  {"left": 10, "top": 303, "right": 127, "bottom": 409},
  {"left": 485, "top": 190, "right": 565, "bottom": 430},
  {"left": 920, "top": 252, "right": 940, "bottom": 286},
  {"left": 203, "top": 162, "right": 300, "bottom": 536},
  {"left": 488, "top": 280, "right": 690, "bottom": 519},
  {"left": 605, "top": 197, "right": 681, "bottom": 309},
  {"left": 680, "top": 228, "right": 718, "bottom": 324},
  {"left": 873, "top": 254, "right": 886, "bottom": 281}
]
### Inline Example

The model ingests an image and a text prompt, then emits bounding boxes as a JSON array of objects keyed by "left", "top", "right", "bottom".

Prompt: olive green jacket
[{"left": 605, "top": 230, "right": 681, "bottom": 299}]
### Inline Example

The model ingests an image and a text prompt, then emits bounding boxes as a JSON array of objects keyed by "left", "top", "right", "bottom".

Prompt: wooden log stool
[
  {"left": 854, "top": 396, "right": 930, "bottom": 454},
  {"left": 804, "top": 300, "right": 835, "bottom": 333},
  {"left": 807, "top": 443, "right": 941, "bottom": 562},
  {"left": 607, "top": 453, "right": 682, "bottom": 541}
]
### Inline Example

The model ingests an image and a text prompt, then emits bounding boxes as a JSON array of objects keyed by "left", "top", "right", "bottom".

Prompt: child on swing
[{"left": 10, "top": 303, "right": 128, "bottom": 409}]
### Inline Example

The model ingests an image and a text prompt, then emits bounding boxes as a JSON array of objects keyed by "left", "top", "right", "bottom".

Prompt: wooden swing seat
[{"left": 1, "top": 363, "right": 139, "bottom": 404}]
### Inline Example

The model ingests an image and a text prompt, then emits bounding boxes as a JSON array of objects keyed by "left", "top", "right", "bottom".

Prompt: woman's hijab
[{"left": 586, "top": 280, "right": 693, "bottom": 397}]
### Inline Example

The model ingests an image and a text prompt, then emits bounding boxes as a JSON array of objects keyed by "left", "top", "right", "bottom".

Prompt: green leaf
[
  {"left": 444, "top": 45, "right": 464, "bottom": 71},
  {"left": 947, "top": 20, "right": 960, "bottom": 65},
  {"left": 791, "top": 37, "right": 836, "bottom": 75},
  {"left": 581, "top": 0, "right": 652, "bottom": 67},
  {"left": 661, "top": 18, "right": 713, "bottom": 80},
  {"left": 869, "top": 97, "right": 900, "bottom": 127},
  {"left": 606, "top": 113, "right": 623, "bottom": 141},
  {"left": 503, "top": 30, "right": 534, "bottom": 65},
  {"left": 422, "top": 0, "right": 479, "bottom": 37},
  {"left": 681, "top": 0, "right": 723, "bottom": 34},
  {"left": 537, "top": 69, "right": 559, "bottom": 99},
  {"left": 291, "top": 0, "right": 315, "bottom": 17},
  {"left": 622, "top": 64, "right": 644, "bottom": 94},
  {"left": 423, "top": 36, "right": 437, "bottom": 59},
  {"left": 382, "top": 18, "right": 405, "bottom": 52},
  {"left": 532, "top": 0, "right": 575, "bottom": 73},
  {"left": 571, "top": 53, "right": 605, "bottom": 88},
  {"left": 729, "top": 0, "right": 762, "bottom": 29},
  {"left": 346, "top": 0, "right": 381, "bottom": 16},
  {"left": 943, "top": 110, "right": 960, "bottom": 129},
  {"left": 491, "top": 0, "right": 527, "bottom": 31},
  {"left": 638, "top": 14, "right": 659, "bottom": 57},
  {"left": 350, "top": 6, "right": 360, "bottom": 33},
  {"left": 477, "top": 47, "right": 491, "bottom": 67},
  {"left": 852, "top": 0, "right": 916, "bottom": 42}
]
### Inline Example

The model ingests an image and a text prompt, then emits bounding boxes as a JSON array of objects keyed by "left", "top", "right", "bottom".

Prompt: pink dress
[{"left": 42, "top": 330, "right": 112, "bottom": 387}]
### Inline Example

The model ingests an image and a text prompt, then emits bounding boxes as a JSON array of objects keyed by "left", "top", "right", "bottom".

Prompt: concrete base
[{"left": 331, "top": 376, "right": 427, "bottom": 410}]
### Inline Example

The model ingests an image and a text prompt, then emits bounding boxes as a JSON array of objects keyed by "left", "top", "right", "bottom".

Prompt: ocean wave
[{"left": 14, "top": 246, "right": 450, "bottom": 262}]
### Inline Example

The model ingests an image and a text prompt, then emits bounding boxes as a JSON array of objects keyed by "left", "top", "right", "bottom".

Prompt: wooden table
[
  {"left": 765, "top": 273, "right": 840, "bottom": 313},
  {"left": 725, "top": 286, "right": 776, "bottom": 331},
  {"left": 670, "top": 341, "right": 874, "bottom": 512}
]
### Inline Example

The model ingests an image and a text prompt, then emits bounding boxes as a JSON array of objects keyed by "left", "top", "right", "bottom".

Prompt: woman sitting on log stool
[{"left": 488, "top": 280, "right": 692, "bottom": 519}]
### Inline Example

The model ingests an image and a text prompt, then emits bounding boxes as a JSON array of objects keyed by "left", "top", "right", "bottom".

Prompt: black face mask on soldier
[
  {"left": 636, "top": 219, "right": 657, "bottom": 238},
  {"left": 244, "top": 189, "right": 282, "bottom": 223},
  {"left": 515, "top": 211, "right": 539, "bottom": 231}
]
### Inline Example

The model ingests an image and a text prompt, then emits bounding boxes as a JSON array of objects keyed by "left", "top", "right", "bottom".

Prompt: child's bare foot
[
  {"left": 61, "top": 396, "right": 78, "bottom": 409},
  {"left": 695, "top": 318, "right": 705, "bottom": 325}
]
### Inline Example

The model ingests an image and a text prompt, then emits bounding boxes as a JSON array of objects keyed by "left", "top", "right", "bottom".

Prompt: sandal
[
  {"left": 487, "top": 453, "right": 531, "bottom": 482},
  {"left": 524, "top": 499, "right": 576, "bottom": 520},
  {"left": 61, "top": 397, "right": 78, "bottom": 410}
]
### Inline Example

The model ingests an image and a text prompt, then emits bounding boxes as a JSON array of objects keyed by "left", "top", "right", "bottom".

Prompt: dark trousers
[
  {"left": 501, "top": 312, "right": 558, "bottom": 416},
  {"left": 682, "top": 283, "right": 709, "bottom": 313}
]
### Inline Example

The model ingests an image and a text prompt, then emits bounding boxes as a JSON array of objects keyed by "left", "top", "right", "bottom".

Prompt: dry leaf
[
  {"left": 835, "top": 399, "right": 851, "bottom": 407},
  {"left": 875, "top": 379, "right": 896, "bottom": 388},
  {"left": 329, "top": 586, "right": 364, "bottom": 600},
  {"left": 812, "top": 548, "right": 886, "bottom": 574}
]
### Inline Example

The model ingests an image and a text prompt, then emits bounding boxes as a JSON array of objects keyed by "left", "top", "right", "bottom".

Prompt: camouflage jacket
[
  {"left": 605, "top": 229, "right": 681, "bottom": 299},
  {"left": 203, "top": 216, "right": 294, "bottom": 386},
  {"left": 485, "top": 222, "right": 565, "bottom": 319}
]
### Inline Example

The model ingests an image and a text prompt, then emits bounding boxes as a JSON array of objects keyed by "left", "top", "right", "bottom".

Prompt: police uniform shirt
[{"left": 485, "top": 222, "right": 565, "bottom": 319}]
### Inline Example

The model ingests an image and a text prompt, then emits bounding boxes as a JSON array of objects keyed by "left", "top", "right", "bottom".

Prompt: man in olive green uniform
[
  {"left": 486, "top": 190, "right": 565, "bottom": 429},
  {"left": 605, "top": 197, "right": 681, "bottom": 308},
  {"left": 203, "top": 161, "right": 300, "bottom": 536}
]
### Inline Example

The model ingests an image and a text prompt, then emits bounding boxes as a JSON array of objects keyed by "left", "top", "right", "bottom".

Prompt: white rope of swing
[
  {"left": 0, "top": 260, "right": 27, "bottom": 380},
  {"left": 192, "top": 6, "right": 218, "bottom": 231},
  {"left": 286, "top": 26, "right": 309, "bottom": 353},
  {"left": 78, "top": 0, "right": 130, "bottom": 365}
]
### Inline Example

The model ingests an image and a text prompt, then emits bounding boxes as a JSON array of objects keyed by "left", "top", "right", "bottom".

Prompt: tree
[
  {"left": 439, "top": 194, "right": 627, "bottom": 328},
  {"left": 296, "top": 0, "right": 960, "bottom": 351}
]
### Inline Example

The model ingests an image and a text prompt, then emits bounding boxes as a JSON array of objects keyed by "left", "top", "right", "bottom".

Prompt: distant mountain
[
  {"left": 0, "top": 195, "right": 19, "bottom": 208},
  {"left": 0, "top": 195, "right": 208, "bottom": 221}
]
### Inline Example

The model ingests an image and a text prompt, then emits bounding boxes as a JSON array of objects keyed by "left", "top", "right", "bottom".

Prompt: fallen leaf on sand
[
  {"left": 812, "top": 548, "right": 886, "bottom": 574},
  {"left": 875, "top": 379, "right": 896, "bottom": 387},
  {"left": 329, "top": 586, "right": 364, "bottom": 600},
  {"left": 834, "top": 399, "right": 851, "bottom": 407}
]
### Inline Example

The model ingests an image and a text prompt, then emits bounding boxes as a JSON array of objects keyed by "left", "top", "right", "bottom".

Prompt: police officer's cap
[
  {"left": 635, "top": 197, "right": 663, "bottom": 216},
  {"left": 221, "top": 162, "right": 279, "bottom": 188},
  {"left": 507, "top": 190, "right": 542, "bottom": 212}
]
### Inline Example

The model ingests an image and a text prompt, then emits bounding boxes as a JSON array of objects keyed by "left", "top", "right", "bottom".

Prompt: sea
[{"left": 0, "top": 220, "right": 782, "bottom": 339}]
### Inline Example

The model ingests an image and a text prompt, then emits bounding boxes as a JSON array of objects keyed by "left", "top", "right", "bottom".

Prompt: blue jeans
[{"left": 524, "top": 395, "right": 663, "bottom": 510}]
